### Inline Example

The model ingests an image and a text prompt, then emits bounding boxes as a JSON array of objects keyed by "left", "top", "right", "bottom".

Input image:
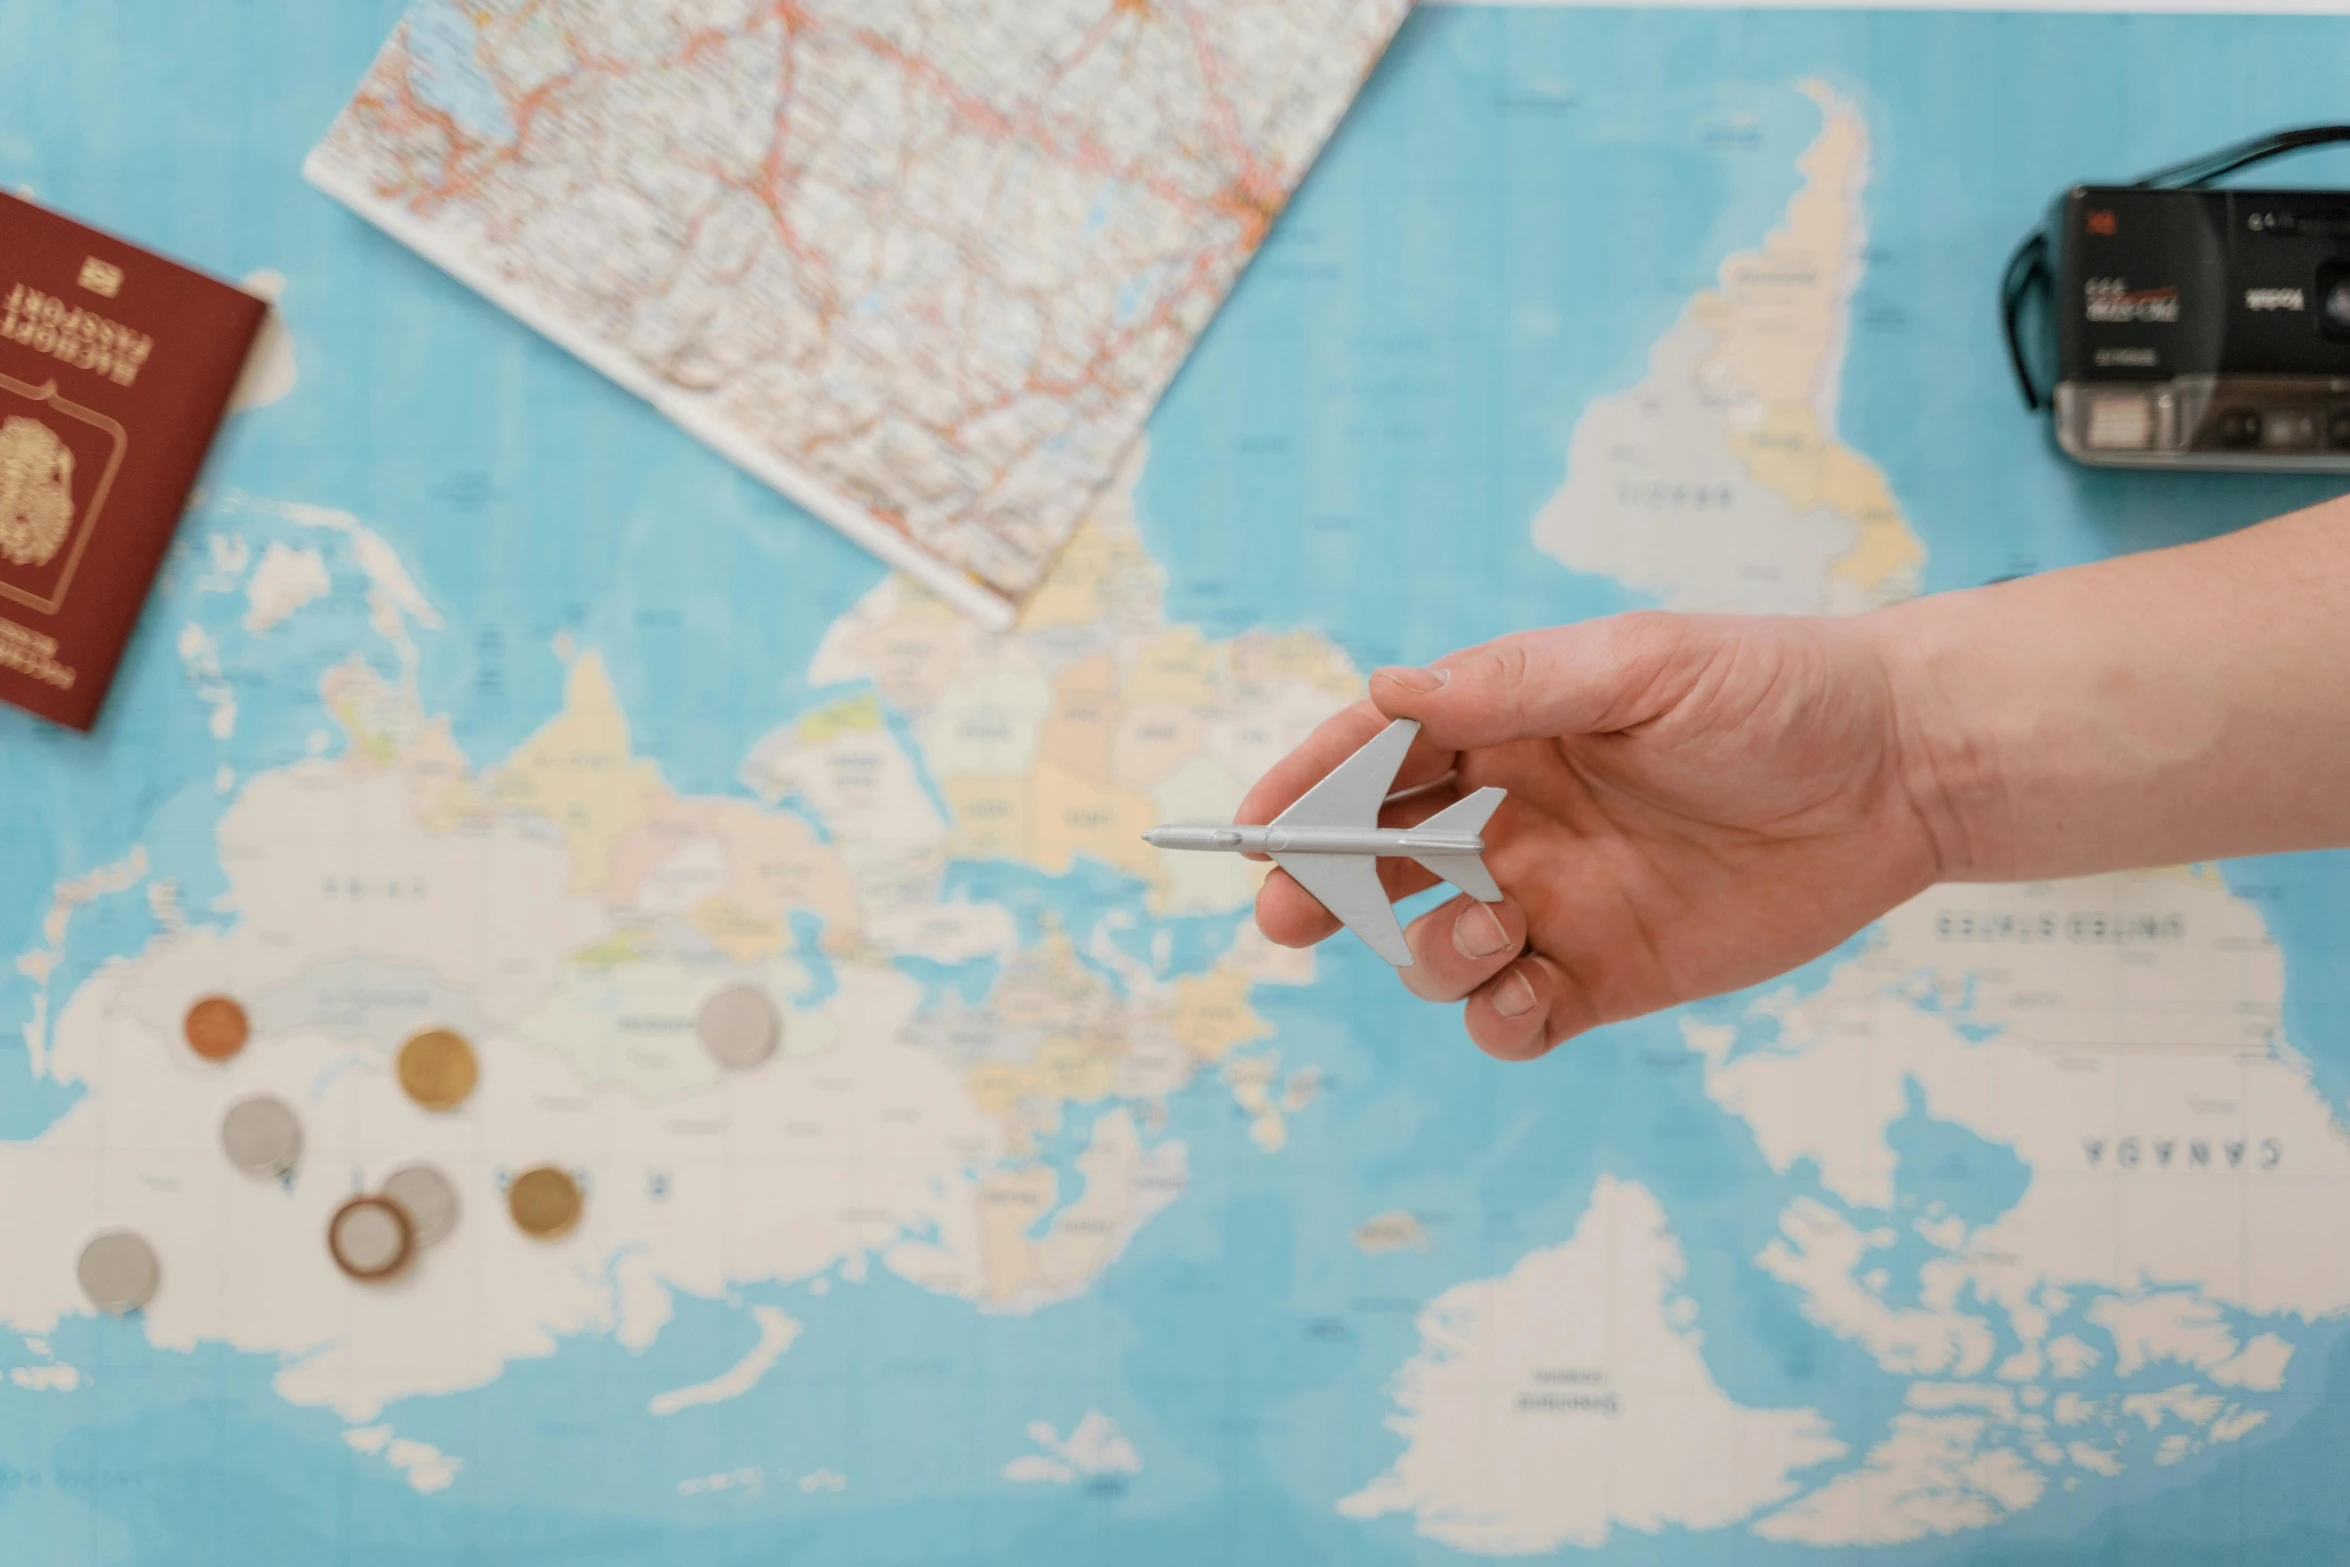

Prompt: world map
[{"left": 7, "top": 4, "right": 2350, "bottom": 1562}]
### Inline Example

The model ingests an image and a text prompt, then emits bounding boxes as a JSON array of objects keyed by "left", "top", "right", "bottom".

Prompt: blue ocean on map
[{"left": 5, "top": 4, "right": 2350, "bottom": 1563}]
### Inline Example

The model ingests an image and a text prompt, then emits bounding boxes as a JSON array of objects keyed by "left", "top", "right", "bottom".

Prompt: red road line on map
[
  {"left": 351, "top": 2, "right": 1274, "bottom": 458},
  {"left": 385, "top": 4, "right": 1262, "bottom": 258},
  {"left": 1170, "top": 3, "right": 1273, "bottom": 191},
  {"left": 752, "top": 9, "right": 832, "bottom": 291}
]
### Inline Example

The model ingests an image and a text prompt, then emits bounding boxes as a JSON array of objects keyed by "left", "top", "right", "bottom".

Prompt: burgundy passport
[{"left": 0, "top": 192, "right": 265, "bottom": 730}]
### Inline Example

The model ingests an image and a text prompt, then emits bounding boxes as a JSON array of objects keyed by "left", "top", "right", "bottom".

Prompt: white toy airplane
[{"left": 1143, "top": 719, "right": 1506, "bottom": 966}]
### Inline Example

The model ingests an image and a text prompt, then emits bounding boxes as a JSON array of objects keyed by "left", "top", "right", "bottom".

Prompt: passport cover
[{"left": 0, "top": 191, "right": 265, "bottom": 730}]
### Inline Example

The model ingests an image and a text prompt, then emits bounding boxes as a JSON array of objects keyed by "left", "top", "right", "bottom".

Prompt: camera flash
[{"left": 2084, "top": 391, "right": 2154, "bottom": 450}]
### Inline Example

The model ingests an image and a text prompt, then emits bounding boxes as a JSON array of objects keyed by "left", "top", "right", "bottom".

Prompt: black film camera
[{"left": 2005, "top": 126, "right": 2350, "bottom": 470}]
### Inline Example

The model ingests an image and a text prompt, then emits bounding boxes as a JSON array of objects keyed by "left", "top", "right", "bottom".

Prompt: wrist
[{"left": 1856, "top": 591, "right": 2017, "bottom": 883}]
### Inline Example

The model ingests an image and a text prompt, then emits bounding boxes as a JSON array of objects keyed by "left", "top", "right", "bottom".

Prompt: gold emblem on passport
[
  {"left": 0, "top": 416, "right": 73, "bottom": 566},
  {"left": 76, "top": 257, "right": 124, "bottom": 299},
  {"left": 0, "top": 370, "right": 125, "bottom": 616}
]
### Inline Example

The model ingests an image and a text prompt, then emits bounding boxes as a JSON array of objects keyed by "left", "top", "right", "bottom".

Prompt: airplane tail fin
[{"left": 1409, "top": 787, "right": 1506, "bottom": 903}]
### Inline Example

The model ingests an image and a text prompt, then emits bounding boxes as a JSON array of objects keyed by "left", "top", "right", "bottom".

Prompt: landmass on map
[
  {"left": 0, "top": 452, "right": 1358, "bottom": 1492},
  {"left": 1533, "top": 80, "right": 1924, "bottom": 615},
  {"left": 1340, "top": 78, "right": 2350, "bottom": 1554}
]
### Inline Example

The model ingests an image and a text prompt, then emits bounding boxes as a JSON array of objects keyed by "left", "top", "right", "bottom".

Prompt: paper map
[
  {"left": 306, "top": 0, "right": 1410, "bottom": 624},
  {"left": 13, "top": 5, "right": 2350, "bottom": 1561}
]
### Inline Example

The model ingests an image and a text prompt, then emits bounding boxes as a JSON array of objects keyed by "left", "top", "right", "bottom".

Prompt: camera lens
[
  {"left": 2217, "top": 408, "right": 2263, "bottom": 448},
  {"left": 2328, "top": 280, "right": 2350, "bottom": 334},
  {"left": 2320, "top": 267, "right": 2350, "bottom": 342}
]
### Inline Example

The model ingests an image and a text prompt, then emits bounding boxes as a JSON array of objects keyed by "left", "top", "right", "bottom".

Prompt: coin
[
  {"left": 183, "top": 996, "right": 249, "bottom": 1062},
  {"left": 696, "top": 983, "right": 779, "bottom": 1070},
  {"left": 396, "top": 1027, "right": 478, "bottom": 1112},
  {"left": 507, "top": 1165, "right": 582, "bottom": 1240},
  {"left": 328, "top": 1195, "right": 413, "bottom": 1282},
  {"left": 219, "top": 1094, "right": 303, "bottom": 1176},
  {"left": 77, "top": 1230, "right": 161, "bottom": 1315},
  {"left": 380, "top": 1163, "right": 459, "bottom": 1247}
]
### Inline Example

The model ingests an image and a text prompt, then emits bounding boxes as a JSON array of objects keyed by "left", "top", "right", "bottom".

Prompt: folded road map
[{"left": 308, "top": 0, "right": 1410, "bottom": 626}]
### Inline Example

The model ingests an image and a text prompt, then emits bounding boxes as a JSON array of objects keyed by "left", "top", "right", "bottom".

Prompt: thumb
[{"left": 1368, "top": 613, "right": 1714, "bottom": 750}]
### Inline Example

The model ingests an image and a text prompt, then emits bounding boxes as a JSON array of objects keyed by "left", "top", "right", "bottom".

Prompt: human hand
[{"left": 1237, "top": 611, "right": 1953, "bottom": 1060}]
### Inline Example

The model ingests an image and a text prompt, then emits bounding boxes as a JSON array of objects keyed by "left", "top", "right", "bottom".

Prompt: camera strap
[{"left": 2002, "top": 125, "right": 2350, "bottom": 410}]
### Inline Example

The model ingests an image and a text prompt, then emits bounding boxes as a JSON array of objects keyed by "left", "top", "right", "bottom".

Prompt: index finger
[{"left": 1235, "top": 699, "right": 1461, "bottom": 830}]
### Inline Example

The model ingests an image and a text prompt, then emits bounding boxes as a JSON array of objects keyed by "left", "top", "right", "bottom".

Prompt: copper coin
[
  {"left": 183, "top": 996, "right": 249, "bottom": 1062},
  {"left": 396, "top": 1027, "right": 479, "bottom": 1112},
  {"left": 507, "top": 1166, "right": 582, "bottom": 1240},
  {"left": 328, "top": 1195, "right": 413, "bottom": 1282}
]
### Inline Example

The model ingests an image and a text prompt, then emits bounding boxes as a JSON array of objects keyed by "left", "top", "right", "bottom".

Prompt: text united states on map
[{"left": 305, "top": 0, "right": 1409, "bottom": 625}]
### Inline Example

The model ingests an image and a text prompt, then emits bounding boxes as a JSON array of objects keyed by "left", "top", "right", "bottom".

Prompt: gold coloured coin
[
  {"left": 396, "top": 1027, "right": 478, "bottom": 1112},
  {"left": 183, "top": 996, "right": 249, "bottom": 1062},
  {"left": 327, "top": 1195, "right": 413, "bottom": 1283},
  {"left": 507, "top": 1165, "right": 582, "bottom": 1240}
]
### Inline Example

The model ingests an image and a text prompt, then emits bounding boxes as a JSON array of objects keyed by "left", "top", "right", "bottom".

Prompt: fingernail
[
  {"left": 1455, "top": 903, "right": 1510, "bottom": 959},
  {"left": 1492, "top": 969, "right": 1538, "bottom": 1018},
  {"left": 1374, "top": 665, "right": 1449, "bottom": 694}
]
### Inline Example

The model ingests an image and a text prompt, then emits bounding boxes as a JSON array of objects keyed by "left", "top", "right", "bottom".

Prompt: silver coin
[
  {"left": 220, "top": 1094, "right": 303, "bottom": 1176},
  {"left": 379, "top": 1163, "right": 459, "bottom": 1247},
  {"left": 328, "top": 1197, "right": 412, "bottom": 1281},
  {"left": 77, "top": 1230, "right": 160, "bottom": 1315},
  {"left": 696, "top": 984, "right": 779, "bottom": 1070}
]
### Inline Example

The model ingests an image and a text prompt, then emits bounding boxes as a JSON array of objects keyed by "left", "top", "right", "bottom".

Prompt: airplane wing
[
  {"left": 1272, "top": 853, "right": 1413, "bottom": 967},
  {"left": 1272, "top": 718, "right": 1419, "bottom": 831}
]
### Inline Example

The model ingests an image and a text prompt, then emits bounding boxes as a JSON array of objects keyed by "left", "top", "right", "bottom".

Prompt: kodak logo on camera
[{"left": 0, "top": 190, "right": 265, "bottom": 730}]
